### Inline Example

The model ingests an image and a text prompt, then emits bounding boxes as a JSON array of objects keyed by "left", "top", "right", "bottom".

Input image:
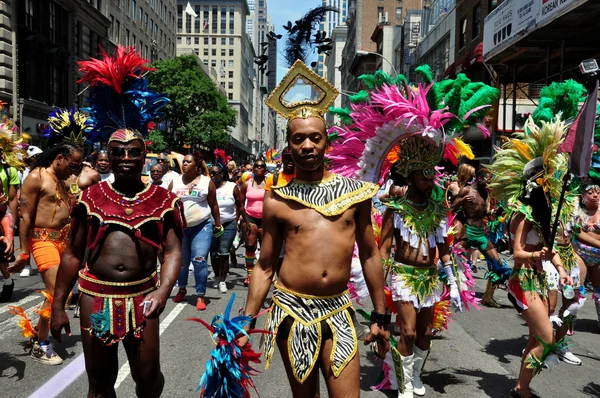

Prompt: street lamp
[{"left": 356, "top": 50, "right": 398, "bottom": 76}]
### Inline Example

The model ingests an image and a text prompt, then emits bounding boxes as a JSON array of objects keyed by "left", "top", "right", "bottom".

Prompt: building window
[
  {"left": 212, "top": 37, "right": 216, "bottom": 45},
  {"left": 228, "top": 93, "right": 233, "bottom": 100},
  {"left": 194, "top": 37, "right": 199, "bottom": 44},
  {"left": 229, "top": 38, "right": 234, "bottom": 45},
  {"left": 211, "top": 59, "right": 217, "bottom": 67},
  {"left": 377, "top": 6, "right": 384, "bottom": 17},
  {"left": 229, "top": 71, "right": 233, "bottom": 78},
  {"left": 212, "top": 7, "right": 218, "bottom": 33},
  {"left": 126, "top": 28, "right": 130, "bottom": 46},
  {"left": 24, "top": 0, "right": 35, "bottom": 30},
  {"left": 144, "top": 13, "right": 148, "bottom": 32},
  {"left": 139, "top": 7, "right": 143, "bottom": 23},
  {"left": 459, "top": 18, "right": 467, "bottom": 49},
  {"left": 221, "top": 38, "right": 226, "bottom": 45},
  {"left": 176, "top": 36, "right": 181, "bottom": 44},
  {"left": 49, "top": 2, "right": 56, "bottom": 42},
  {"left": 177, "top": 5, "right": 182, "bottom": 32},
  {"left": 228, "top": 82, "right": 233, "bottom": 89},
  {"left": 394, "top": 6, "right": 403, "bottom": 20},
  {"left": 472, "top": 5, "right": 481, "bottom": 39},
  {"left": 130, "top": 0, "right": 136, "bottom": 20},
  {"left": 186, "top": 11, "right": 191, "bottom": 33},
  {"left": 132, "top": 34, "right": 136, "bottom": 48},
  {"left": 229, "top": 49, "right": 234, "bottom": 57},
  {"left": 228, "top": 60, "right": 233, "bottom": 67},
  {"left": 212, "top": 49, "right": 216, "bottom": 56},
  {"left": 204, "top": 37, "right": 209, "bottom": 45},
  {"left": 230, "top": 13, "right": 234, "bottom": 34},
  {"left": 195, "top": 6, "right": 201, "bottom": 31},
  {"left": 221, "top": 49, "right": 226, "bottom": 56},
  {"left": 204, "top": 48, "right": 208, "bottom": 56},
  {"left": 186, "top": 37, "right": 191, "bottom": 45}
]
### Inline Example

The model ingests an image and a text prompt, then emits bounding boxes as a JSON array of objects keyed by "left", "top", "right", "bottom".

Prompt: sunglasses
[
  {"left": 209, "top": 170, "right": 223, "bottom": 176},
  {"left": 254, "top": 164, "right": 266, "bottom": 169},
  {"left": 69, "top": 162, "right": 82, "bottom": 172},
  {"left": 157, "top": 158, "right": 169, "bottom": 163},
  {"left": 111, "top": 147, "right": 143, "bottom": 159}
]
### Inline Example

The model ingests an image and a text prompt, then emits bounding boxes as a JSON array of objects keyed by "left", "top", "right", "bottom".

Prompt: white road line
[
  {"left": 114, "top": 302, "right": 187, "bottom": 389},
  {"left": 0, "top": 304, "right": 41, "bottom": 340},
  {"left": 0, "top": 295, "right": 42, "bottom": 315}
]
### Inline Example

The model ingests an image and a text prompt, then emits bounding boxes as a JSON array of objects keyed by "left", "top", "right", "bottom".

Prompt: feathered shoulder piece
[
  {"left": 44, "top": 108, "right": 94, "bottom": 146},
  {"left": 327, "top": 67, "right": 498, "bottom": 184},
  {"left": 489, "top": 116, "right": 571, "bottom": 206},
  {"left": 0, "top": 102, "right": 27, "bottom": 169},
  {"left": 77, "top": 46, "right": 169, "bottom": 144}
]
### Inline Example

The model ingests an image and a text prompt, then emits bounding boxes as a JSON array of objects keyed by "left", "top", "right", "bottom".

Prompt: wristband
[
  {"left": 19, "top": 253, "right": 30, "bottom": 260},
  {"left": 369, "top": 311, "right": 391, "bottom": 327},
  {"left": 213, "top": 225, "right": 224, "bottom": 238}
]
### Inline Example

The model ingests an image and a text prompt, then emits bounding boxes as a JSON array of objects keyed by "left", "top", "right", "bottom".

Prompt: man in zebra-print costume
[{"left": 239, "top": 116, "right": 390, "bottom": 397}]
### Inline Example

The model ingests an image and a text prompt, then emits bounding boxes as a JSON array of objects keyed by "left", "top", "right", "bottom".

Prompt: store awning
[{"left": 445, "top": 43, "right": 483, "bottom": 77}]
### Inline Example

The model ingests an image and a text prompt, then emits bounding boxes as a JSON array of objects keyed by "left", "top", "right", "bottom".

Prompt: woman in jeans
[
  {"left": 209, "top": 164, "right": 243, "bottom": 293},
  {"left": 240, "top": 160, "right": 266, "bottom": 286},
  {"left": 169, "top": 152, "right": 221, "bottom": 310}
]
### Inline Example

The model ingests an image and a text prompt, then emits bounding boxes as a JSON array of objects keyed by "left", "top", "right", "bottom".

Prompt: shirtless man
[
  {"left": 67, "top": 160, "right": 100, "bottom": 195},
  {"left": 8, "top": 143, "right": 83, "bottom": 364},
  {"left": 240, "top": 116, "right": 389, "bottom": 397},
  {"left": 454, "top": 168, "right": 510, "bottom": 307},
  {"left": 50, "top": 134, "right": 184, "bottom": 397}
]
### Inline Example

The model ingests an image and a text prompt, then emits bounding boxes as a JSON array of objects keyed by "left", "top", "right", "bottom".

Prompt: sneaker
[
  {"left": 196, "top": 298, "right": 207, "bottom": 311},
  {"left": 556, "top": 349, "right": 582, "bottom": 365},
  {"left": 218, "top": 282, "right": 228, "bottom": 294},
  {"left": 213, "top": 282, "right": 219, "bottom": 289},
  {"left": 31, "top": 341, "right": 63, "bottom": 365},
  {"left": 173, "top": 288, "right": 187, "bottom": 303},
  {"left": 20, "top": 266, "right": 32, "bottom": 277},
  {"left": 0, "top": 279, "right": 14, "bottom": 302}
]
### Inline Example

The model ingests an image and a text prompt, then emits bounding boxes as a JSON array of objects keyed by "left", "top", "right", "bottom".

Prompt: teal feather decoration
[
  {"left": 358, "top": 74, "right": 377, "bottom": 90},
  {"left": 349, "top": 90, "right": 370, "bottom": 104},
  {"left": 89, "top": 299, "right": 111, "bottom": 337},
  {"left": 328, "top": 107, "right": 353, "bottom": 125}
]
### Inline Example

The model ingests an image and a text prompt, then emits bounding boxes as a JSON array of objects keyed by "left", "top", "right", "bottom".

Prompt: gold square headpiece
[{"left": 265, "top": 60, "right": 339, "bottom": 123}]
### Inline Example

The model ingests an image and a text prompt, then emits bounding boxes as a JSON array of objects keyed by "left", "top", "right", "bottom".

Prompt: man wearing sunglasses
[
  {"left": 453, "top": 167, "right": 510, "bottom": 308},
  {"left": 9, "top": 143, "right": 83, "bottom": 364},
  {"left": 50, "top": 130, "right": 184, "bottom": 397},
  {"left": 157, "top": 152, "right": 179, "bottom": 187}
]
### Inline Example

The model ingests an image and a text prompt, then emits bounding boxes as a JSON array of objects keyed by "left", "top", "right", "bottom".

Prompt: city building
[
  {"left": 316, "top": 0, "right": 349, "bottom": 77},
  {"left": 175, "top": 0, "right": 254, "bottom": 156},
  {"left": 325, "top": 25, "right": 347, "bottom": 125},
  {"left": 103, "top": 0, "right": 177, "bottom": 62}
]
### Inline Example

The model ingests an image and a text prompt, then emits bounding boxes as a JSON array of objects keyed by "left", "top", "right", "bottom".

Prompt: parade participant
[
  {"left": 150, "top": 163, "right": 165, "bottom": 186},
  {"left": 239, "top": 60, "right": 388, "bottom": 398},
  {"left": 328, "top": 66, "right": 498, "bottom": 397},
  {"left": 95, "top": 150, "right": 114, "bottom": 182},
  {"left": 157, "top": 152, "right": 179, "bottom": 186},
  {"left": 264, "top": 146, "right": 295, "bottom": 190},
  {"left": 170, "top": 152, "right": 221, "bottom": 310},
  {"left": 226, "top": 159, "right": 237, "bottom": 180},
  {"left": 454, "top": 168, "right": 511, "bottom": 307},
  {"left": 209, "top": 163, "right": 242, "bottom": 293},
  {"left": 239, "top": 159, "right": 267, "bottom": 286},
  {"left": 0, "top": 117, "right": 24, "bottom": 298},
  {"left": 489, "top": 116, "right": 574, "bottom": 398},
  {"left": 448, "top": 163, "right": 475, "bottom": 200},
  {"left": 50, "top": 46, "right": 184, "bottom": 397}
]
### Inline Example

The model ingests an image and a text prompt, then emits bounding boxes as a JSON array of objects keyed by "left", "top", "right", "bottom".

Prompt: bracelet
[
  {"left": 370, "top": 310, "right": 391, "bottom": 327},
  {"left": 213, "top": 225, "right": 224, "bottom": 238},
  {"left": 530, "top": 251, "right": 535, "bottom": 261},
  {"left": 19, "top": 253, "right": 30, "bottom": 260}
]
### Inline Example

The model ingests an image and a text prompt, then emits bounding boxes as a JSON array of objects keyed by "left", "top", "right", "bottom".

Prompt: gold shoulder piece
[{"left": 265, "top": 60, "right": 339, "bottom": 122}]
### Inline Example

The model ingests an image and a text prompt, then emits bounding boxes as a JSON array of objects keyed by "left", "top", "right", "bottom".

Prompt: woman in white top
[
  {"left": 169, "top": 153, "right": 221, "bottom": 311},
  {"left": 209, "top": 164, "right": 243, "bottom": 293}
]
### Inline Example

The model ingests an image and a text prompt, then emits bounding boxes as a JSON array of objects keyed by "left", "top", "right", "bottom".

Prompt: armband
[
  {"left": 369, "top": 311, "right": 391, "bottom": 327},
  {"left": 18, "top": 253, "right": 30, "bottom": 261}
]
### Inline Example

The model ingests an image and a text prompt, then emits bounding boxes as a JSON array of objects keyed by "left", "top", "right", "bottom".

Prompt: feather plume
[
  {"left": 35, "top": 290, "right": 54, "bottom": 320},
  {"left": 8, "top": 306, "right": 37, "bottom": 339},
  {"left": 44, "top": 107, "right": 94, "bottom": 145},
  {"left": 283, "top": 6, "right": 338, "bottom": 66}
]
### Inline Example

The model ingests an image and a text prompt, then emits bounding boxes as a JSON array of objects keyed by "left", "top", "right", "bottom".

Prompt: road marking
[
  {"left": 28, "top": 354, "right": 86, "bottom": 398},
  {"left": 114, "top": 302, "right": 187, "bottom": 389},
  {"left": 0, "top": 304, "right": 41, "bottom": 340},
  {"left": 27, "top": 302, "right": 188, "bottom": 398},
  {"left": 0, "top": 295, "right": 42, "bottom": 315}
]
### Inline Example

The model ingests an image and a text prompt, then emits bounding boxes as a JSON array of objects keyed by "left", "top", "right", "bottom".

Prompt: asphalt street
[{"left": 1, "top": 251, "right": 599, "bottom": 398}]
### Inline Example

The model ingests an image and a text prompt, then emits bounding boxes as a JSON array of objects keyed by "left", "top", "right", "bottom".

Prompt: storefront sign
[
  {"left": 538, "top": 0, "right": 584, "bottom": 25},
  {"left": 483, "top": 0, "right": 539, "bottom": 58}
]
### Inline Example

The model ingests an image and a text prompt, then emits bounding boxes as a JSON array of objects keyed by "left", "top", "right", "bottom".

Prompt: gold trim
[
  {"left": 79, "top": 270, "right": 157, "bottom": 286},
  {"left": 288, "top": 319, "right": 322, "bottom": 384},
  {"left": 274, "top": 282, "right": 348, "bottom": 300},
  {"left": 263, "top": 306, "right": 286, "bottom": 370},
  {"left": 265, "top": 60, "right": 339, "bottom": 121},
  {"left": 79, "top": 285, "right": 157, "bottom": 299}
]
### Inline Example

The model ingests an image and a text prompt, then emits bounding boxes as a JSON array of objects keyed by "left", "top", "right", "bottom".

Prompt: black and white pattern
[
  {"left": 263, "top": 286, "right": 358, "bottom": 383},
  {"left": 273, "top": 174, "right": 379, "bottom": 216}
]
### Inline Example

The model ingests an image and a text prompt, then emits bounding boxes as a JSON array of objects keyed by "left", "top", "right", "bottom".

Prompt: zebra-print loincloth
[
  {"left": 263, "top": 283, "right": 358, "bottom": 383},
  {"left": 272, "top": 173, "right": 379, "bottom": 216}
]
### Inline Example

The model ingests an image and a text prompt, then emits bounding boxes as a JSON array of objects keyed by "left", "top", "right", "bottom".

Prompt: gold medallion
[
  {"left": 125, "top": 208, "right": 133, "bottom": 215},
  {"left": 70, "top": 183, "right": 80, "bottom": 195}
]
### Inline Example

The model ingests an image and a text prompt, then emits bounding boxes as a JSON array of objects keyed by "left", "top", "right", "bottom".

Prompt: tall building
[
  {"left": 325, "top": 25, "right": 347, "bottom": 125},
  {"left": 103, "top": 0, "right": 178, "bottom": 62},
  {"left": 176, "top": 0, "right": 254, "bottom": 155},
  {"left": 316, "top": 0, "right": 349, "bottom": 77}
]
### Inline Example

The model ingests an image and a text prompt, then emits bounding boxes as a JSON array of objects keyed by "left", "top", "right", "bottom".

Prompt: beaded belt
[{"left": 32, "top": 225, "right": 70, "bottom": 242}]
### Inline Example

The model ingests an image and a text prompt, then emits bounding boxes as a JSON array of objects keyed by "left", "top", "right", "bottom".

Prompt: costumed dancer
[
  {"left": 488, "top": 115, "right": 575, "bottom": 398},
  {"left": 238, "top": 58, "right": 389, "bottom": 397},
  {"left": 8, "top": 108, "right": 87, "bottom": 364},
  {"left": 327, "top": 67, "right": 496, "bottom": 397},
  {"left": 49, "top": 46, "right": 185, "bottom": 397},
  {"left": 0, "top": 105, "right": 25, "bottom": 302}
]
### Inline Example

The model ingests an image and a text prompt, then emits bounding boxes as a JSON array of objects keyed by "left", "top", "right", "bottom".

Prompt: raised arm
[
  {"left": 8, "top": 170, "right": 41, "bottom": 273},
  {"left": 50, "top": 205, "right": 88, "bottom": 342}
]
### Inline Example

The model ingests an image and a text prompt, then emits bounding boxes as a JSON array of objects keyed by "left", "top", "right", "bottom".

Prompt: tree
[
  {"left": 148, "top": 55, "right": 237, "bottom": 149},
  {"left": 146, "top": 130, "right": 169, "bottom": 153}
]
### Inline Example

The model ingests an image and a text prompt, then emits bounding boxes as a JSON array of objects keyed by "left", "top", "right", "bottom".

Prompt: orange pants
[{"left": 29, "top": 227, "right": 69, "bottom": 273}]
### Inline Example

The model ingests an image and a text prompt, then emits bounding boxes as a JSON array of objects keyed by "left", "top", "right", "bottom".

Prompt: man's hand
[
  {"left": 142, "top": 288, "right": 169, "bottom": 318},
  {"left": 0, "top": 235, "right": 13, "bottom": 255},
  {"left": 559, "top": 270, "right": 573, "bottom": 287},
  {"left": 50, "top": 309, "right": 72, "bottom": 343},
  {"left": 364, "top": 323, "right": 390, "bottom": 357},
  {"left": 237, "top": 333, "right": 249, "bottom": 348},
  {"left": 8, "top": 254, "right": 29, "bottom": 273}
]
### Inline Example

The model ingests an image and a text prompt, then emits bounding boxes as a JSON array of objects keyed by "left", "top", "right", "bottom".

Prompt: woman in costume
[
  {"left": 209, "top": 162, "right": 243, "bottom": 294},
  {"left": 489, "top": 116, "right": 574, "bottom": 398},
  {"left": 171, "top": 152, "right": 221, "bottom": 310},
  {"left": 239, "top": 159, "right": 267, "bottom": 286},
  {"left": 328, "top": 67, "right": 497, "bottom": 397}
]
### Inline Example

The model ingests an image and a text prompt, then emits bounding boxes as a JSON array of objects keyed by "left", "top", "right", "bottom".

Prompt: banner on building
[
  {"left": 537, "top": 0, "right": 586, "bottom": 26},
  {"left": 483, "top": 0, "right": 539, "bottom": 58}
]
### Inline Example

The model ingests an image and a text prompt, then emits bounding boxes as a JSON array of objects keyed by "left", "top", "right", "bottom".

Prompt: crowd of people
[{"left": 0, "top": 47, "right": 598, "bottom": 398}]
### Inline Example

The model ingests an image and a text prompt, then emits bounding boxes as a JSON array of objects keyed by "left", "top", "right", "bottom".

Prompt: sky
[{"left": 267, "top": 0, "right": 323, "bottom": 83}]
